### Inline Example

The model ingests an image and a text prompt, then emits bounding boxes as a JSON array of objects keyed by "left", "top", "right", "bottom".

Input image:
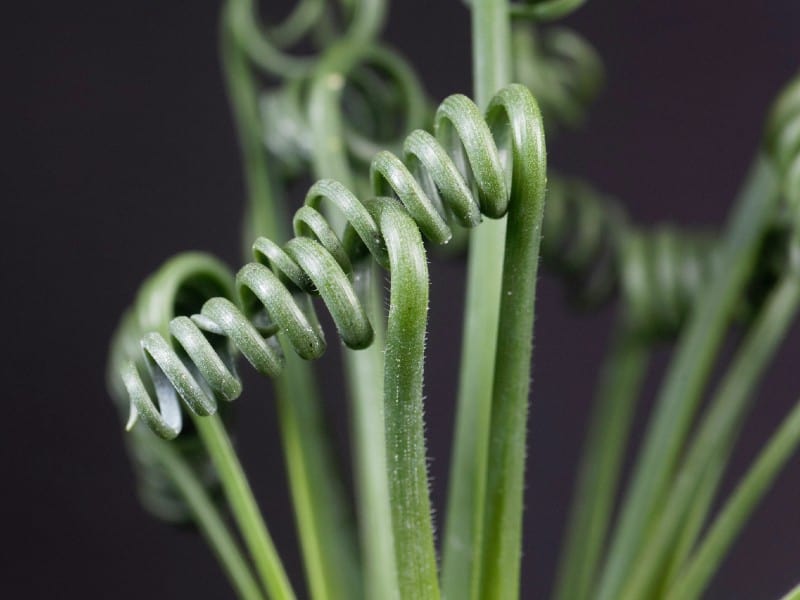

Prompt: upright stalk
[
  {"left": 442, "top": 1, "right": 512, "bottom": 597},
  {"left": 476, "top": 85, "right": 546, "bottom": 600},
  {"left": 379, "top": 201, "right": 440, "bottom": 599},
  {"left": 272, "top": 361, "right": 363, "bottom": 600}
]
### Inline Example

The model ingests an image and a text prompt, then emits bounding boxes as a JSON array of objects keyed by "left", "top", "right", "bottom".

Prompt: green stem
[
  {"left": 150, "top": 436, "right": 265, "bottom": 600},
  {"left": 442, "top": 1, "right": 512, "bottom": 597},
  {"left": 477, "top": 86, "right": 547, "bottom": 600},
  {"left": 273, "top": 359, "right": 364, "bottom": 600},
  {"left": 307, "top": 52, "right": 398, "bottom": 599},
  {"left": 663, "top": 269, "right": 800, "bottom": 589},
  {"left": 595, "top": 156, "right": 782, "bottom": 600},
  {"left": 342, "top": 272, "right": 397, "bottom": 600},
  {"left": 471, "top": 0, "right": 513, "bottom": 109},
  {"left": 553, "top": 327, "right": 650, "bottom": 600},
  {"left": 224, "top": 7, "right": 363, "bottom": 599},
  {"left": 618, "top": 274, "right": 800, "bottom": 600},
  {"left": 660, "top": 466, "right": 718, "bottom": 587},
  {"left": 194, "top": 414, "right": 296, "bottom": 600},
  {"left": 665, "top": 393, "right": 800, "bottom": 600},
  {"left": 377, "top": 200, "right": 439, "bottom": 599}
]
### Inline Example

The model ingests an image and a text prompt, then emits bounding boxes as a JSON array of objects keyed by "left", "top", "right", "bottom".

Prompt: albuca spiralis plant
[{"left": 106, "top": 0, "right": 800, "bottom": 598}]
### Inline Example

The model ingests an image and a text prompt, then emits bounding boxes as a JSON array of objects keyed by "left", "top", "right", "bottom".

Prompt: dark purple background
[{"left": 4, "top": 1, "right": 799, "bottom": 598}]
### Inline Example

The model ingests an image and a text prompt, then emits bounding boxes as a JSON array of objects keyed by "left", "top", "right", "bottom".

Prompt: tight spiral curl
[
  {"left": 107, "top": 255, "right": 236, "bottom": 521},
  {"left": 115, "top": 84, "right": 545, "bottom": 439}
]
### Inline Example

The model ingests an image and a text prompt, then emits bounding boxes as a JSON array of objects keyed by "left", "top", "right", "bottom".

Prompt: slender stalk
[
  {"left": 223, "top": 7, "right": 363, "bottom": 599},
  {"left": 595, "top": 157, "right": 781, "bottom": 600},
  {"left": 193, "top": 414, "right": 296, "bottom": 600},
  {"left": 617, "top": 275, "right": 800, "bottom": 600},
  {"left": 476, "top": 85, "right": 546, "bottom": 600},
  {"left": 378, "top": 201, "right": 440, "bottom": 599},
  {"left": 553, "top": 327, "right": 650, "bottom": 600},
  {"left": 149, "top": 435, "right": 266, "bottom": 600},
  {"left": 660, "top": 467, "right": 718, "bottom": 586},
  {"left": 341, "top": 273, "right": 397, "bottom": 600},
  {"left": 471, "top": 0, "right": 513, "bottom": 110},
  {"left": 273, "top": 360, "right": 364, "bottom": 600},
  {"left": 665, "top": 393, "right": 800, "bottom": 600},
  {"left": 442, "top": 1, "right": 512, "bottom": 597},
  {"left": 307, "top": 54, "right": 398, "bottom": 599},
  {"left": 662, "top": 271, "right": 800, "bottom": 585}
]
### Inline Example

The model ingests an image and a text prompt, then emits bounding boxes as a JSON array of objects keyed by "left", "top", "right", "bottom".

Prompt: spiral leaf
[
  {"left": 108, "top": 253, "right": 236, "bottom": 519},
  {"left": 115, "top": 84, "right": 545, "bottom": 440}
]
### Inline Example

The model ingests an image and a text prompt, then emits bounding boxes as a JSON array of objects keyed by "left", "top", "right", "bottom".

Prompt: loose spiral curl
[
  {"left": 115, "top": 84, "right": 545, "bottom": 439},
  {"left": 511, "top": 25, "right": 603, "bottom": 131},
  {"left": 541, "top": 176, "right": 723, "bottom": 339},
  {"left": 541, "top": 175, "right": 799, "bottom": 341},
  {"left": 227, "top": 0, "right": 387, "bottom": 79},
  {"left": 540, "top": 75, "right": 800, "bottom": 340},
  {"left": 260, "top": 43, "right": 430, "bottom": 178},
  {"left": 766, "top": 75, "right": 800, "bottom": 219},
  {"left": 762, "top": 73, "right": 800, "bottom": 295}
]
